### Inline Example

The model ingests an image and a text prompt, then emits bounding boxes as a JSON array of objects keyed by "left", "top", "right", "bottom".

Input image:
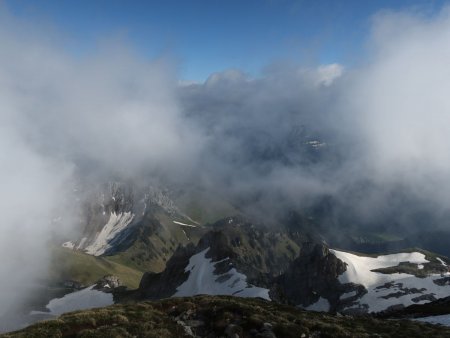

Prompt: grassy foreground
[{"left": 3, "top": 295, "right": 450, "bottom": 338}]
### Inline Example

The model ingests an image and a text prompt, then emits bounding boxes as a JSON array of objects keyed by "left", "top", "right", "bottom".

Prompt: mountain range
[{"left": 2, "top": 175, "right": 449, "bottom": 336}]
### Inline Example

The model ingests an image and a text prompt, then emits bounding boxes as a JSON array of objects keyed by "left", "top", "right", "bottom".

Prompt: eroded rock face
[
  {"left": 273, "top": 243, "right": 349, "bottom": 310},
  {"left": 63, "top": 181, "right": 198, "bottom": 255},
  {"left": 137, "top": 244, "right": 196, "bottom": 300},
  {"left": 200, "top": 217, "right": 304, "bottom": 287},
  {"left": 135, "top": 217, "right": 306, "bottom": 301}
]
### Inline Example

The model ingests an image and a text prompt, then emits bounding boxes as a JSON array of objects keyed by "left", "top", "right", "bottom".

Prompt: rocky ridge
[
  {"left": 127, "top": 217, "right": 450, "bottom": 316},
  {"left": 4, "top": 295, "right": 449, "bottom": 338}
]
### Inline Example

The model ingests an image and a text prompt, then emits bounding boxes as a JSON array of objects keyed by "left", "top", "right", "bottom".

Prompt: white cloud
[
  {"left": 0, "top": 8, "right": 202, "bottom": 320},
  {"left": 316, "top": 63, "right": 344, "bottom": 86}
]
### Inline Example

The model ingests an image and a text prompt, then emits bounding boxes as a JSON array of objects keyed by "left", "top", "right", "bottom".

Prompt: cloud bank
[
  {"left": 0, "top": 7, "right": 200, "bottom": 323},
  {"left": 339, "top": 7, "right": 450, "bottom": 227},
  {"left": 179, "top": 6, "right": 450, "bottom": 231}
]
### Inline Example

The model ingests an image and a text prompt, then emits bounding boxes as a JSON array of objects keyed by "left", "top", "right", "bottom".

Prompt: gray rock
[
  {"left": 94, "top": 275, "right": 121, "bottom": 291},
  {"left": 176, "top": 320, "right": 194, "bottom": 336},
  {"left": 225, "top": 324, "right": 242, "bottom": 338},
  {"left": 275, "top": 243, "right": 347, "bottom": 312}
]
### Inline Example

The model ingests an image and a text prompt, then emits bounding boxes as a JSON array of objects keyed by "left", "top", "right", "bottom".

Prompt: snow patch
[
  {"left": 331, "top": 251, "right": 429, "bottom": 286},
  {"left": 182, "top": 229, "right": 190, "bottom": 241},
  {"left": 340, "top": 291, "right": 358, "bottom": 299},
  {"left": 84, "top": 212, "right": 134, "bottom": 256},
  {"left": 305, "top": 297, "right": 330, "bottom": 312},
  {"left": 331, "top": 250, "right": 450, "bottom": 313},
  {"left": 415, "top": 314, "right": 450, "bottom": 327},
  {"left": 31, "top": 286, "right": 113, "bottom": 316},
  {"left": 173, "top": 248, "right": 270, "bottom": 300}
]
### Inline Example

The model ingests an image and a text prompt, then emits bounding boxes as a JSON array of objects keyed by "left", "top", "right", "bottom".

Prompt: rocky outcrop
[
  {"left": 273, "top": 243, "right": 351, "bottom": 310},
  {"left": 137, "top": 244, "right": 196, "bottom": 300},
  {"left": 202, "top": 216, "right": 304, "bottom": 286},
  {"left": 94, "top": 275, "right": 121, "bottom": 292},
  {"left": 134, "top": 217, "right": 307, "bottom": 300}
]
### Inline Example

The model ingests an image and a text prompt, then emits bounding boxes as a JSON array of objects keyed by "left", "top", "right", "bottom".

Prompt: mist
[
  {"left": 1, "top": 2, "right": 450, "bottom": 324},
  {"left": 0, "top": 7, "right": 200, "bottom": 322},
  {"left": 337, "top": 7, "right": 450, "bottom": 229},
  {"left": 179, "top": 6, "right": 450, "bottom": 232}
]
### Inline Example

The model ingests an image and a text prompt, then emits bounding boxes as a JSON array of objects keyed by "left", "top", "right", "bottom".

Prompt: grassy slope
[
  {"left": 106, "top": 212, "right": 207, "bottom": 273},
  {"left": 3, "top": 296, "right": 450, "bottom": 338},
  {"left": 49, "top": 247, "right": 143, "bottom": 289},
  {"left": 174, "top": 189, "right": 240, "bottom": 225}
]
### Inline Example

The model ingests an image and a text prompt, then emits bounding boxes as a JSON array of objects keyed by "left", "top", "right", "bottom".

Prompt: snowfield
[
  {"left": 61, "top": 212, "right": 134, "bottom": 256},
  {"left": 84, "top": 212, "right": 134, "bottom": 256},
  {"left": 340, "top": 291, "right": 358, "bottom": 300},
  {"left": 415, "top": 314, "right": 450, "bottom": 327},
  {"left": 31, "top": 286, "right": 113, "bottom": 316},
  {"left": 305, "top": 297, "right": 330, "bottom": 312},
  {"left": 173, "top": 247, "right": 270, "bottom": 300},
  {"left": 331, "top": 250, "right": 450, "bottom": 313}
]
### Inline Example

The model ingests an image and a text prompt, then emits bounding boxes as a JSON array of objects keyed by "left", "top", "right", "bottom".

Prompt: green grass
[
  {"left": 107, "top": 240, "right": 170, "bottom": 274},
  {"left": 49, "top": 247, "right": 143, "bottom": 289},
  {"left": 4, "top": 295, "right": 450, "bottom": 338},
  {"left": 173, "top": 189, "right": 240, "bottom": 224},
  {"left": 105, "top": 212, "right": 207, "bottom": 273}
]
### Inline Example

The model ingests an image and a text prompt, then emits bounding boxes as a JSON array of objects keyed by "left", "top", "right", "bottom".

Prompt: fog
[
  {"left": 0, "top": 7, "right": 200, "bottom": 322},
  {"left": 180, "top": 7, "right": 450, "bottom": 230},
  {"left": 338, "top": 7, "right": 450, "bottom": 227},
  {"left": 1, "top": 3, "right": 450, "bottom": 324}
]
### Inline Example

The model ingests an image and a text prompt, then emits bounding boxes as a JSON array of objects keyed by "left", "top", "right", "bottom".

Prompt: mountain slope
[
  {"left": 49, "top": 247, "right": 143, "bottom": 289},
  {"left": 133, "top": 216, "right": 306, "bottom": 301},
  {"left": 130, "top": 219, "right": 450, "bottom": 316},
  {"left": 61, "top": 182, "right": 210, "bottom": 272}
]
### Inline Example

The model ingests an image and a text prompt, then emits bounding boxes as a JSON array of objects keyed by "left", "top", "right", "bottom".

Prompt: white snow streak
[
  {"left": 77, "top": 237, "right": 87, "bottom": 250},
  {"left": 84, "top": 212, "right": 134, "bottom": 256},
  {"left": 173, "top": 220, "right": 197, "bottom": 228},
  {"left": 437, "top": 257, "right": 448, "bottom": 267}
]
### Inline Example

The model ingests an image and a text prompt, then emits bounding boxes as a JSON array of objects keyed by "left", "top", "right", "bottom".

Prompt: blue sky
[{"left": 4, "top": 0, "right": 446, "bottom": 81}]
